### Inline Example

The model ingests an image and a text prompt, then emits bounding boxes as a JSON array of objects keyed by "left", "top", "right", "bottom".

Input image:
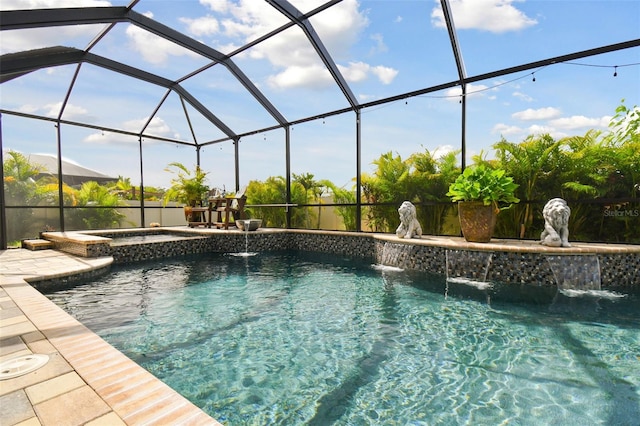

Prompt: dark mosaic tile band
[{"left": 48, "top": 230, "right": 638, "bottom": 290}]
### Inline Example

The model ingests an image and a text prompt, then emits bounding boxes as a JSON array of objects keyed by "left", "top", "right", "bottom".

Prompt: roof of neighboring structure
[{"left": 25, "top": 153, "right": 117, "bottom": 186}]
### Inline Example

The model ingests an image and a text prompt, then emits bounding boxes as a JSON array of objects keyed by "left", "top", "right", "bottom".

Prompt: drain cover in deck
[{"left": 0, "top": 354, "right": 49, "bottom": 380}]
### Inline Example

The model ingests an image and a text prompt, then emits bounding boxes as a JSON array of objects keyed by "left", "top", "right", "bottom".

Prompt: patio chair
[{"left": 213, "top": 187, "right": 247, "bottom": 229}]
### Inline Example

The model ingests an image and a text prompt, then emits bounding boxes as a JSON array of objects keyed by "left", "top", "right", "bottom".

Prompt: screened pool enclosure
[{"left": 1, "top": 0, "right": 639, "bottom": 248}]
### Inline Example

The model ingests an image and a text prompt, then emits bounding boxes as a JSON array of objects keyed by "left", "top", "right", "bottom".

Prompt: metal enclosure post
[
  {"left": 440, "top": 0, "right": 467, "bottom": 171},
  {"left": 285, "top": 126, "right": 291, "bottom": 228},
  {"left": 461, "top": 83, "right": 467, "bottom": 171},
  {"left": 138, "top": 136, "right": 145, "bottom": 227},
  {"left": 0, "top": 114, "right": 6, "bottom": 249},
  {"left": 55, "top": 122, "right": 65, "bottom": 232},
  {"left": 355, "top": 109, "right": 362, "bottom": 232},
  {"left": 234, "top": 138, "right": 240, "bottom": 192}
]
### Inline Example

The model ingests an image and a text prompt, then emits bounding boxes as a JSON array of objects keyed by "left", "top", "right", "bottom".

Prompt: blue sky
[{"left": 1, "top": 0, "right": 639, "bottom": 190}]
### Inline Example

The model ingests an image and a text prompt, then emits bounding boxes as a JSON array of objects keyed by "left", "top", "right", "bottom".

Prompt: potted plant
[
  {"left": 446, "top": 164, "right": 519, "bottom": 242},
  {"left": 162, "top": 162, "right": 210, "bottom": 221}
]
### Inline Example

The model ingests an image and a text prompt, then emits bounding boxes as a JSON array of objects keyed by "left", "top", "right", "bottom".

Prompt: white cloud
[
  {"left": 179, "top": 15, "right": 220, "bottom": 37},
  {"left": 267, "top": 61, "right": 398, "bottom": 91},
  {"left": 371, "top": 65, "right": 398, "bottom": 84},
  {"left": 549, "top": 115, "right": 611, "bottom": 130},
  {"left": 83, "top": 116, "right": 179, "bottom": 145},
  {"left": 495, "top": 110, "right": 611, "bottom": 141},
  {"left": 512, "top": 91, "right": 533, "bottom": 102},
  {"left": 1, "top": 0, "right": 110, "bottom": 11},
  {"left": 527, "top": 124, "right": 556, "bottom": 135},
  {"left": 124, "top": 116, "right": 179, "bottom": 139},
  {"left": 338, "top": 62, "right": 399, "bottom": 85},
  {"left": 432, "top": 144, "right": 457, "bottom": 158},
  {"left": 17, "top": 104, "right": 40, "bottom": 114},
  {"left": 512, "top": 107, "right": 562, "bottom": 121},
  {"left": 339, "top": 62, "right": 370, "bottom": 84},
  {"left": 83, "top": 131, "right": 128, "bottom": 145},
  {"left": 492, "top": 122, "right": 564, "bottom": 140},
  {"left": 492, "top": 123, "right": 523, "bottom": 136},
  {"left": 267, "top": 65, "right": 333, "bottom": 89},
  {"left": 369, "top": 33, "right": 388, "bottom": 55},
  {"left": 431, "top": 0, "right": 537, "bottom": 33},
  {"left": 358, "top": 93, "right": 376, "bottom": 102},
  {"left": 17, "top": 101, "right": 93, "bottom": 121},
  {"left": 199, "top": 0, "right": 231, "bottom": 14},
  {"left": 0, "top": 0, "right": 112, "bottom": 53},
  {"left": 195, "top": 0, "right": 397, "bottom": 89},
  {"left": 48, "top": 102, "right": 91, "bottom": 120},
  {"left": 125, "top": 20, "right": 200, "bottom": 65},
  {"left": 445, "top": 83, "right": 490, "bottom": 101}
]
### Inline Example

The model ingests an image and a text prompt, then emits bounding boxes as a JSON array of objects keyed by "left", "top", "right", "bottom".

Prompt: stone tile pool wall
[
  {"left": 288, "top": 230, "right": 376, "bottom": 260},
  {"left": 40, "top": 229, "right": 639, "bottom": 290},
  {"left": 371, "top": 239, "right": 639, "bottom": 289}
]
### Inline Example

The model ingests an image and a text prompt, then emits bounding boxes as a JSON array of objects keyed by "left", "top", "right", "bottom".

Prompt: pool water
[
  {"left": 103, "top": 233, "right": 203, "bottom": 245},
  {"left": 46, "top": 251, "right": 640, "bottom": 425}
]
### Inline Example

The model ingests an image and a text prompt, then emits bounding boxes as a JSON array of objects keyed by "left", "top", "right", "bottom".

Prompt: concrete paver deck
[{"left": 0, "top": 248, "right": 219, "bottom": 426}]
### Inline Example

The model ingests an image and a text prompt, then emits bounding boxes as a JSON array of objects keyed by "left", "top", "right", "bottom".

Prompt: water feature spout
[
  {"left": 445, "top": 249, "right": 493, "bottom": 289},
  {"left": 372, "top": 242, "right": 410, "bottom": 272},
  {"left": 547, "top": 255, "right": 626, "bottom": 310},
  {"left": 230, "top": 219, "right": 258, "bottom": 257},
  {"left": 546, "top": 255, "right": 601, "bottom": 292}
]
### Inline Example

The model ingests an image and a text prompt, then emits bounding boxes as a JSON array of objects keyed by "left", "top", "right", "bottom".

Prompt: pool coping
[{"left": 0, "top": 248, "right": 221, "bottom": 426}]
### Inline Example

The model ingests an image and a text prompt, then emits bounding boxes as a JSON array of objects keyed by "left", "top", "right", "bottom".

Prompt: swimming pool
[{"left": 46, "top": 251, "right": 640, "bottom": 425}]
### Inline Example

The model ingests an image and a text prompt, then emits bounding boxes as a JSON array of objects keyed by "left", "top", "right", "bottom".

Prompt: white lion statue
[
  {"left": 396, "top": 201, "right": 422, "bottom": 239},
  {"left": 540, "top": 198, "right": 571, "bottom": 247}
]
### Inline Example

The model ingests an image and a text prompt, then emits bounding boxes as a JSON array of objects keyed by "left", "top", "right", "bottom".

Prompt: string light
[{"left": 360, "top": 60, "right": 639, "bottom": 117}]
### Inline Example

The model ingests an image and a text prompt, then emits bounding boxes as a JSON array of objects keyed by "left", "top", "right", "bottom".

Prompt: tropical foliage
[
  {"left": 65, "top": 181, "right": 126, "bottom": 229},
  {"left": 2, "top": 151, "right": 130, "bottom": 243},
  {"left": 163, "top": 162, "right": 209, "bottom": 206},
  {"left": 3, "top": 102, "right": 639, "bottom": 243},
  {"left": 243, "top": 173, "right": 358, "bottom": 229},
  {"left": 447, "top": 165, "right": 520, "bottom": 206},
  {"left": 3, "top": 151, "right": 44, "bottom": 242}
]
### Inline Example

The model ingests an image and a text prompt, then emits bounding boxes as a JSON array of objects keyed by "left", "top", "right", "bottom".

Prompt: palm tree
[
  {"left": 67, "top": 181, "right": 127, "bottom": 230},
  {"left": 163, "top": 162, "right": 210, "bottom": 207},
  {"left": 3, "top": 150, "right": 44, "bottom": 205},
  {"left": 493, "top": 135, "right": 564, "bottom": 238},
  {"left": 316, "top": 179, "right": 357, "bottom": 230},
  {"left": 3, "top": 151, "right": 46, "bottom": 242},
  {"left": 409, "top": 148, "right": 460, "bottom": 235},
  {"left": 293, "top": 172, "right": 317, "bottom": 228},
  {"left": 361, "top": 151, "right": 411, "bottom": 232},
  {"left": 110, "top": 176, "right": 135, "bottom": 200}
]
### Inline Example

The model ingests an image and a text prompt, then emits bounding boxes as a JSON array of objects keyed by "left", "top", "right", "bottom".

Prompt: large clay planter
[
  {"left": 183, "top": 206, "right": 193, "bottom": 221},
  {"left": 457, "top": 201, "right": 497, "bottom": 243}
]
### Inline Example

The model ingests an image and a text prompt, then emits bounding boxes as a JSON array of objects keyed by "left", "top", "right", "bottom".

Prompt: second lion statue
[
  {"left": 396, "top": 201, "right": 422, "bottom": 239},
  {"left": 540, "top": 198, "right": 571, "bottom": 247}
]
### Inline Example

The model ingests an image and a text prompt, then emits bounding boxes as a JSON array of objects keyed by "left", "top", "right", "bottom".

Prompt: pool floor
[{"left": 45, "top": 251, "right": 640, "bottom": 425}]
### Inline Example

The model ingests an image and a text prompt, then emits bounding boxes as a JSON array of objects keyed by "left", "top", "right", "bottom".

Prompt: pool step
[{"left": 21, "top": 239, "right": 54, "bottom": 251}]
